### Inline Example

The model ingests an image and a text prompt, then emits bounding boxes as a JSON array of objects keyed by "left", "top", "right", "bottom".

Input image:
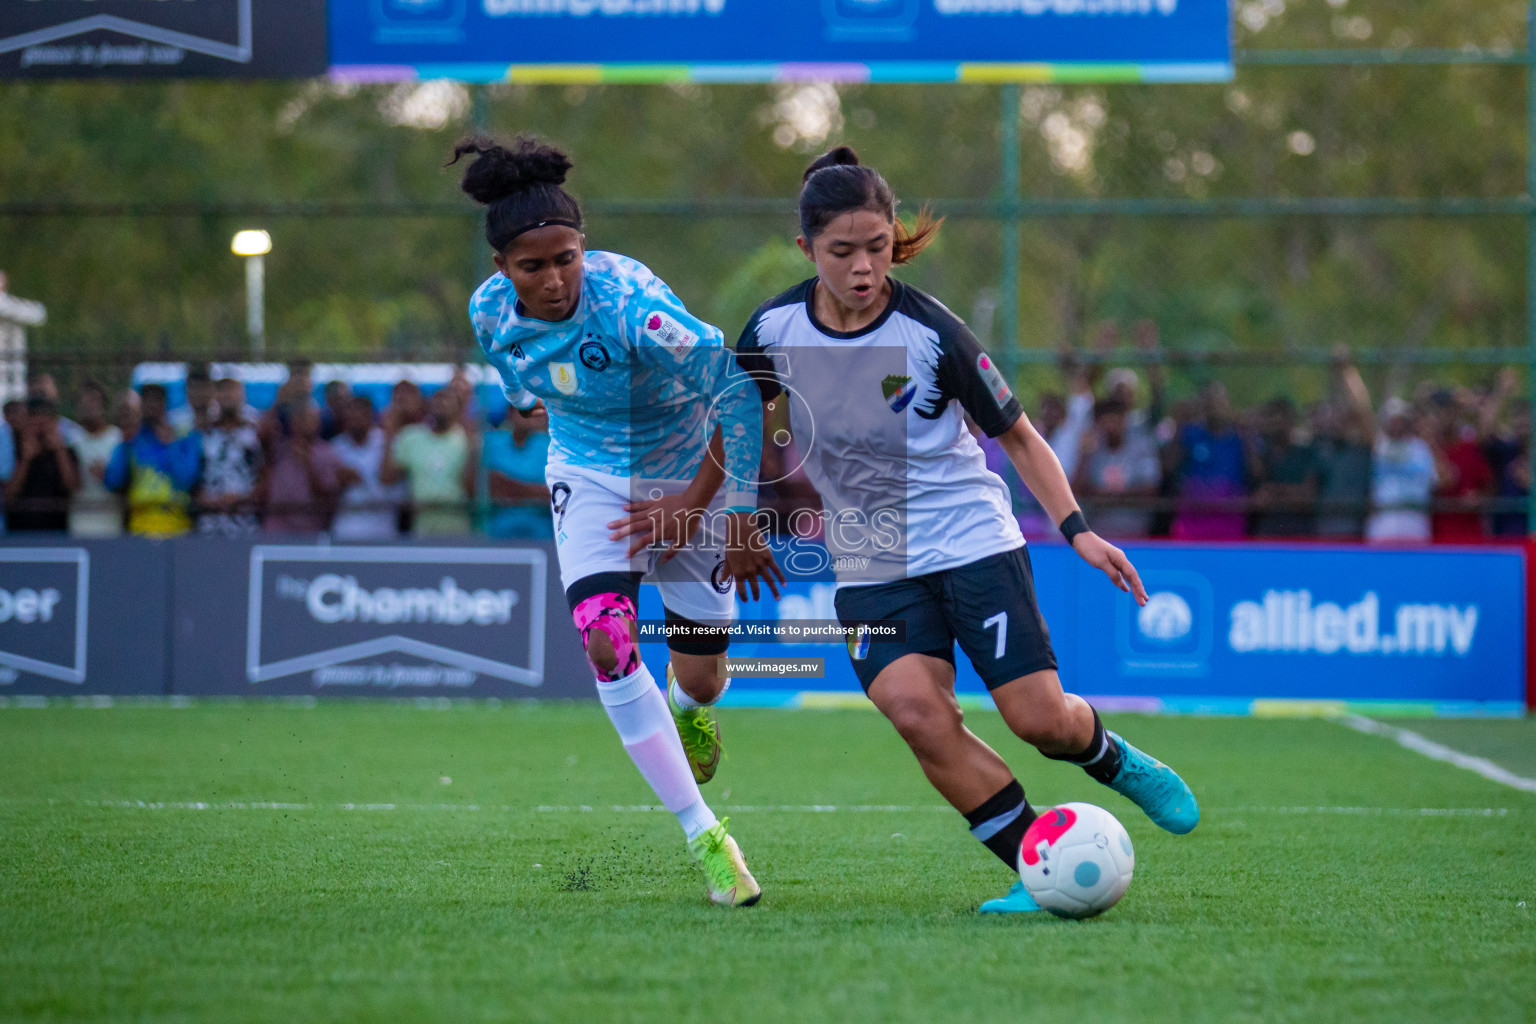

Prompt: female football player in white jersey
[
  {"left": 453, "top": 135, "right": 784, "bottom": 907},
  {"left": 628, "top": 146, "right": 1199, "bottom": 913}
]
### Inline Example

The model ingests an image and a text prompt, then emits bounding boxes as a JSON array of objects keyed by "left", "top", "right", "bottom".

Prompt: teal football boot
[
  {"left": 1104, "top": 731, "right": 1200, "bottom": 835},
  {"left": 979, "top": 880, "right": 1042, "bottom": 915}
]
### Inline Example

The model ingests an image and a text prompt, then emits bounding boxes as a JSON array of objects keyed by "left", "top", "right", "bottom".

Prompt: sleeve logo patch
[
  {"left": 976, "top": 353, "right": 1013, "bottom": 408},
  {"left": 644, "top": 311, "right": 698, "bottom": 360}
]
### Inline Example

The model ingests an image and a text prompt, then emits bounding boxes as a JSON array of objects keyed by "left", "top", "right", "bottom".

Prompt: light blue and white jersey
[{"left": 470, "top": 251, "right": 760, "bottom": 511}]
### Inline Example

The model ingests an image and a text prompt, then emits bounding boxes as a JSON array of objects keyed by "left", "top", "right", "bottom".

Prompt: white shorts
[{"left": 545, "top": 461, "right": 736, "bottom": 626}]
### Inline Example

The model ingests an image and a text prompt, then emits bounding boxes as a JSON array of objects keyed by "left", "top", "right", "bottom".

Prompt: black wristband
[{"left": 1059, "top": 510, "right": 1091, "bottom": 546}]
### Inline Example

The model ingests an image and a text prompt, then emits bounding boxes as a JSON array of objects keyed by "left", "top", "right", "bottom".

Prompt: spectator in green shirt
[{"left": 383, "top": 388, "right": 477, "bottom": 536}]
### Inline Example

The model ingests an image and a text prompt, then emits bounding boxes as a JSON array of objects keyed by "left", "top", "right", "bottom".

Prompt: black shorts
[{"left": 833, "top": 545, "right": 1057, "bottom": 693}]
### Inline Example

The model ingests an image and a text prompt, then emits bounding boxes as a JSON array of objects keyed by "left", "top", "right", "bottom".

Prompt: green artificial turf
[
  {"left": 1389, "top": 717, "right": 1536, "bottom": 779},
  {"left": 1, "top": 703, "right": 1533, "bottom": 1023}
]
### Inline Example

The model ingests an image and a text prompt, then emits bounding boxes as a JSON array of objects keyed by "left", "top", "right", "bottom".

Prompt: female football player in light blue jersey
[
  {"left": 452, "top": 135, "right": 783, "bottom": 907},
  {"left": 626, "top": 146, "right": 1199, "bottom": 914}
]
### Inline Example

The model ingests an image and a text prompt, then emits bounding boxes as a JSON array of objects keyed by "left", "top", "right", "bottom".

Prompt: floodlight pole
[
  {"left": 246, "top": 251, "right": 265, "bottom": 360},
  {"left": 999, "top": 83, "right": 1022, "bottom": 381}
]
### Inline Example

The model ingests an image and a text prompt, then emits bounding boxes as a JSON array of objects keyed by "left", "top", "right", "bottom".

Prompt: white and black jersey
[{"left": 737, "top": 277, "right": 1025, "bottom": 585}]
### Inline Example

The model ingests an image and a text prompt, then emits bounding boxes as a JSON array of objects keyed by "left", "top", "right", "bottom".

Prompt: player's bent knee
[
  {"left": 883, "top": 694, "right": 963, "bottom": 753},
  {"left": 1004, "top": 698, "right": 1078, "bottom": 750},
  {"left": 670, "top": 657, "right": 723, "bottom": 699},
  {"left": 572, "top": 592, "right": 641, "bottom": 683},
  {"left": 585, "top": 630, "right": 618, "bottom": 676}
]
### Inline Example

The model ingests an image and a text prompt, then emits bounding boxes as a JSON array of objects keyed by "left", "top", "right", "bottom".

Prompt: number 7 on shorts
[{"left": 983, "top": 611, "right": 1008, "bottom": 660}]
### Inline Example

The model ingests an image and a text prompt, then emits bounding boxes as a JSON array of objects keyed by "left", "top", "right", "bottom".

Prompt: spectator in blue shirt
[
  {"left": 1167, "top": 382, "right": 1249, "bottom": 540},
  {"left": 480, "top": 404, "right": 551, "bottom": 539},
  {"left": 104, "top": 383, "right": 202, "bottom": 536},
  {"left": 0, "top": 404, "right": 15, "bottom": 534}
]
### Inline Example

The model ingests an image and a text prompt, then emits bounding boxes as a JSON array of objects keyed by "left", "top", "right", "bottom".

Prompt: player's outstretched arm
[
  {"left": 997, "top": 414, "right": 1147, "bottom": 606},
  {"left": 609, "top": 431, "right": 726, "bottom": 558},
  {"left": 607, "top": 430, "right": 784, "bottom": 601}
]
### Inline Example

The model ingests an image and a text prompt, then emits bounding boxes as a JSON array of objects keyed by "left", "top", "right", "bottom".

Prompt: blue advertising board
[
  {"left": 328, "top": 0, "right": 1231, "bottom": 84},
  {"left": 637, "top": 541, "right": 1528, "bottom": 716}
]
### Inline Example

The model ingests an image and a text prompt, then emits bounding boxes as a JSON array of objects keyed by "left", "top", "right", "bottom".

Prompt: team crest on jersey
[
  {"left": 710, "top": 559, "right": 733, "bottom": 595},
  {"left": 550, "top": 361, "right": 578, "bottom": 396},
  {"left": 976, "top": 353, "right": 1013, "bottom": 408},
  {"left": 881, "top": 374, "right": 917, "bottom": 413},
  {"left": 644, "top": 312, "right": 697, "bottom": 360},
  {"left": 579, "top": 338, "right": 611, "bottom": 372}
]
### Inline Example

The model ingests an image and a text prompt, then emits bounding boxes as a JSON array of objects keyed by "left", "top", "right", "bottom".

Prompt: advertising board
[
  {"left": 670, "top": 541, "right": 1528, "bottom": 715},
  {"left": 0, "top": 0, "right": 328, "bottom": 78},
  {"left": 0, "top": 541, "right": 169, "bottom": 695},
  {"left": 328, "top": 0, "right": 1232, "bottom": 83},
  {"left": 172, "top": 539, "right": 592, "bottom": 698}
]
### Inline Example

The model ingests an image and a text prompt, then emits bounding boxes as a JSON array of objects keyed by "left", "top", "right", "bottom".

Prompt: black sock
[
  {"left": 963, "top": 779, "right": 1038, "bottom": 870},
  {"left": 1046, "top": 708, "right": 1123, "bottom": 785}
]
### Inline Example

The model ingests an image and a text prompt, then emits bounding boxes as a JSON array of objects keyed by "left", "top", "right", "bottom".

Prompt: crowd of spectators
[
  {"left": 0, "top": 337, "right": 1528, "bottom": 545},
  {"left": 0, "top": 362, "right": 553, "bottom": 541},
  {"left": 973, "top": 323, "right": 1531, "bottom": 544}
]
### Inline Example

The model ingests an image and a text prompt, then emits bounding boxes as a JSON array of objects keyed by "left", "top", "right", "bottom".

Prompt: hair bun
[
  {"left": 448, "top": 134, "right": 573, "bottom": 206},
  {"left": 802, "top": 145, "right": 861, "bottom": 183}
]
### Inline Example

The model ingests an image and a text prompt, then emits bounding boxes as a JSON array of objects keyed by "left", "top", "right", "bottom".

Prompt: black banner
[
  {"left": 172, "top": 538, "right": 594, "bottom": 699},
  {"left": 0, "top": 539, "right": 169, "bottom": 696},
  {"left": 0, "top": 0, "right": 328, "bottom": 78}
]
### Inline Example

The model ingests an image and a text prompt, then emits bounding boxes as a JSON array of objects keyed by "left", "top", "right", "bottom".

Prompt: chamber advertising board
[
  {"left": 173, "top": 539, "right": 593, "bottom": 698},
  {"left": 0, "top": 540, "right": 169, "bottom": 695},
  {"left": 0, "top": 0, "right": 328, "bottom": 78}
]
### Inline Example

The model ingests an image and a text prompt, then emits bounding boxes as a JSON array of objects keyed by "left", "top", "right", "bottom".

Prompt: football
[{"left": 1017, "top": 803, "right": 1136, "bottom": 919}]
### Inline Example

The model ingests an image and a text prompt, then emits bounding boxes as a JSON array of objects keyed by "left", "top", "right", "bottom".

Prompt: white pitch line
[
  {"left": 1228, "top": 805, "right": 1510, "bottom": 817},
  {"left": 26, "top": 800, "right": 956, "bottom": 814},
  {"left": 0, "top": 799, "right": 1518, "bottom": 817},
  {"left": 1339, "top": 715, "right": 1536, "bottom": 795}
]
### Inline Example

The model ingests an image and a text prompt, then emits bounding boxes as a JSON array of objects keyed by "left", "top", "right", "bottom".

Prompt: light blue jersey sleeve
[
  {"left": 469, "top": 284, "right": 539, "bottom": 412},
  {"left": 620, "top": 272, "right": 762, "bottom": 512}
]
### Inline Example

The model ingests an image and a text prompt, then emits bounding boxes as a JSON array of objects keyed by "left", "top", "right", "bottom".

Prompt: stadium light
[
  {"left": 230, "top": 230, "right": 272, "bottom": 257},
  {"left": 230, "top": 230, "right": 272, "bottom": 359}
]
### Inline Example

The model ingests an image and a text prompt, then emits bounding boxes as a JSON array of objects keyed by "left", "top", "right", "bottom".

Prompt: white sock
[
  {"left": 597, "top": 665, "right": 719, "bottom": 842},
  {"left": 671, "top": 672, "right": 731, "bottom": 711}
]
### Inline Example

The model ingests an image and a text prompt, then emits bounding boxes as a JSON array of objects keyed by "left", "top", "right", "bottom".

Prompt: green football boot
[
  {"left": 688, "top": 818, "right": 761, "bottom": 907},
  {"left": 667, "top": 665, "right": 722, "bottom": 784}
]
